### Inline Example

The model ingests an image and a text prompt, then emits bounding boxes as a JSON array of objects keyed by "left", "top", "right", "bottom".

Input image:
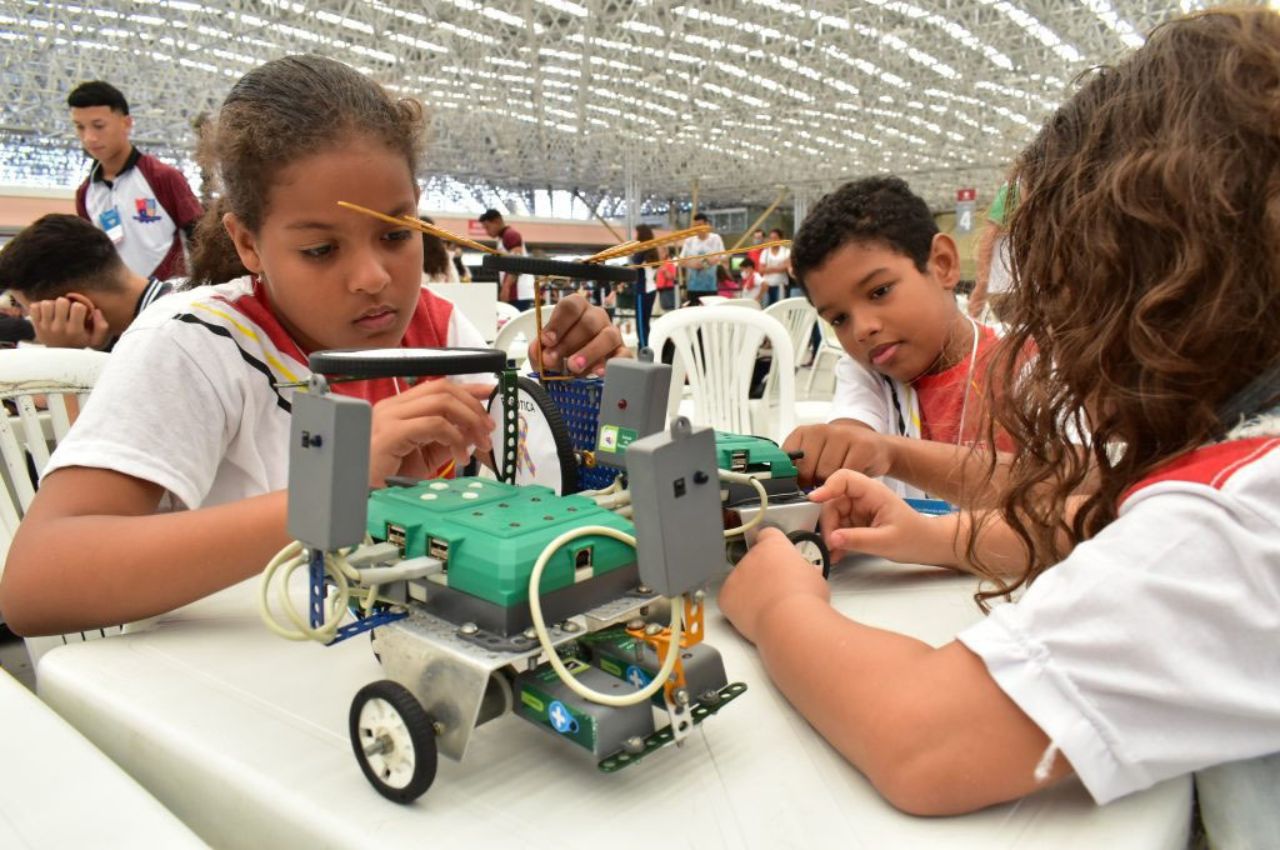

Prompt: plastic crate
[{"left": 541, "top": 376, "right": 622, "bottom": 492}]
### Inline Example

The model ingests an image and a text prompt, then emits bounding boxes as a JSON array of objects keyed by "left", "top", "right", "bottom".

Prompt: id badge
[{"left": 98, "top": 207, "right": 124, "bottom": 245}]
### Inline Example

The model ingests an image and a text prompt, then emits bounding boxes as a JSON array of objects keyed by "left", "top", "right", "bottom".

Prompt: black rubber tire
[
  {"left": 309, "top": 347, "right": 506, "bottom": 379},
  {"left": 487, "top": 376, "right": 579, "bottom": 495},
  {"left": 787, "top": 530, "right": 831, "bottom": 579},
  {"left": 481, "top": 253, "right": 636, "bottom": 283},
  {"left": 349, "top": 680, "right": 438, "bottom": 804}
]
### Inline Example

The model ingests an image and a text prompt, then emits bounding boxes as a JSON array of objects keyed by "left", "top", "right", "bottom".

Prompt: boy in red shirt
[{"left": 784, "top": 177, "right": 1012, "bottom": 505}]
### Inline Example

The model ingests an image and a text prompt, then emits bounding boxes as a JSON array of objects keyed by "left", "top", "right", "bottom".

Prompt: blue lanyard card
[{"left": 905, "top": 497, "right": 958, "bottom": 516}]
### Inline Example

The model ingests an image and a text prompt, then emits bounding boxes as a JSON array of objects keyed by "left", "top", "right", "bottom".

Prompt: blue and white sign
[
  {"left": 625, "top": 665, "right": 652, "bottom": 689},
  {"left": 547, "top": 700, "right": 579, "bottom": 735}
]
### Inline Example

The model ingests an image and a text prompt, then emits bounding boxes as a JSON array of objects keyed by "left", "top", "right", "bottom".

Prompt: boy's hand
[
  {"left": 783, "top": 420, "right": 892, "bottom": 488},
  {"left": 809, "top": 470, "right": 953, "bottom": 566},
  {"left": 29, "top": 297, "right": 110, "bottom": 350},
  {"left": 719, "top": 526, "right": 831, "bottom": 645},
  {"left": 528, "top": 293, "right": 630, "bottom": 376},
  {"left": 368, "top": 381, "right": 494, "bottom": 487}
]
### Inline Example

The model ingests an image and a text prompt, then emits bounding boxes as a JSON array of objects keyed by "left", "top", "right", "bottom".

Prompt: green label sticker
[
  {"left": 597, "top": 426, "right": 639, "bottom": 454},
  {"left": 599, "top": 658, "right": 622, "bottom": 677},
  {"left": 521, "top": 690, "right": 544, "bottom": 712}
]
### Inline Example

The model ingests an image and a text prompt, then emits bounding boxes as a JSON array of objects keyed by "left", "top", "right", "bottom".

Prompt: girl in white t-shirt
[
  {"left": 0, "top": 56, "right": 626, "bottom": 637},
  {"left": 719, "top": 9, "right": 1280, "bottom": 834}
]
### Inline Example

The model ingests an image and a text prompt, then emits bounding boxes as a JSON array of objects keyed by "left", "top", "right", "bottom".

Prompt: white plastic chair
[
  {"left": 0, "top": 348, "right": 135, "bottom": 665},
  {"left": 805, "top": 318, "right": 845, "bottom": 394},
  {"left": 494, "top": 300, "right": 521, "bottom": 331},
  {"left": 649, "top": 307, "right": 795, "bottom": 442},
  {"left": 721, "top": 298, "right": 763, "bottom": 311},
  {"left": 698, "top": 295, "right": 729, "bottom": 306},
  {"left": 764, "top": 297, "right": 819, "bottom": 370},
  {"left": 493, "top": 305, "right": 555, "bottom": 371}
]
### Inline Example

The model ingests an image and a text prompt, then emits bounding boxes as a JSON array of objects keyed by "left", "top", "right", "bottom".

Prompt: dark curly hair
[
  {"left": 0, "top": 214, "right": 126, "bottom": 298},
  {"left": 189, "top": 55, "right": 425, "bottom": 285},
  {"left": 971, "top": 8, "right": 1280, "bottom": 606},
  {"left": 791, "top": 176, "right": 937, "bottom": 286}
]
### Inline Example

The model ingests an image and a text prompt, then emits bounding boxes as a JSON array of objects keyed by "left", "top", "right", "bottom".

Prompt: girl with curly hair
[{"left": 720, "top": 9, "right": 1280, "bottom": 836}]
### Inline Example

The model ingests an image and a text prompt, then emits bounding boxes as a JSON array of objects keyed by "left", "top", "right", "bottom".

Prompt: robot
[{"left": 261, "top": 347, "right": 748, "bottom": 803}]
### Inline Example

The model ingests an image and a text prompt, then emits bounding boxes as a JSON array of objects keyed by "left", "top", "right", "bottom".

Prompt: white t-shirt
[
  {"left": 959, "top": 435, "right": 1280, "bottom": 807},
  {"left": 45, "top": 276, "right": 489, "bottom": 510},
  {"left": 644, "top": 266, "right": 657, "bottom": 295},
  {"left": 827, "top": 354, "right": 924, "bottom": 499},
  {"left": 681, "top": 232, "right": 725, "bottom": 262},
  {"left": 987, "top": 234, "right": 1013, "bottom": 296},
  {"left": 760, "top": 245, "right": 791, "bottom": 290},
  {"left": 738, "top": 270, "right": 764, "bottom": 302}
]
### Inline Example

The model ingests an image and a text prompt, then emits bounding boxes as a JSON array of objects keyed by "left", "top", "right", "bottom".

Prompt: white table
[
  {"left": 37, "top": 558, "right": 1190, "bottom": 850},
  {"left": 0, "top": 667, "right": 207, "bottom": 849}
]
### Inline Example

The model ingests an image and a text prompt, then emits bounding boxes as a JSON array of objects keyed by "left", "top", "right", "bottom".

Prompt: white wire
[
  {"left": 258, "top": 540, "right": 389, "bottom": 642},
  {"left": 719, "top": 470, "right": 770, "bottom": 538},
  {"left": 527, "top": 525, "right": 683, "bottom": 707},
  {"left": 593, "top": 490, "right": 632, "bottom": 508},
  {"left": 578, "top": 478, "right": 621, "bottom": 499}
]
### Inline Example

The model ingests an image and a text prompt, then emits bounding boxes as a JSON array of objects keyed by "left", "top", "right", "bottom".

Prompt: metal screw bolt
[
  {"left": 700, "top": 689, "right": 721, "bottom": 705},
  {"left": 459, "top": 622, "right": 479, "bottom": 636},
  {"left": 636, "top": 584, "right": 652, "bottom": 595},
  {"left": 644, "top": 623, "right": 663, "bottom": 636},
  {"left": 432, "top": 721, "right": 446, "bottom": 736},
  {"left": 522, "top": 627, "right": 538, "bottom": 641},
  {"left": 624, "top": 736, "right": 646, "bottom": 754},
  {"left": 693, "top": 589, "right": 706, "bottom": 602},
  {"left": 626, "top": 618, "right": 645, "bottom": 631},
  {"left": 675, "top": 688, "right": 691, "bottom": 706},
  {"left": 561, "top": 620, "right": 581, "bottom": 633}
]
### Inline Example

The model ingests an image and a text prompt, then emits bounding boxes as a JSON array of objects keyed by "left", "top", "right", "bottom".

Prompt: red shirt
[{"left": 913, "top": 324, "right": 1014, "bottom": 451}]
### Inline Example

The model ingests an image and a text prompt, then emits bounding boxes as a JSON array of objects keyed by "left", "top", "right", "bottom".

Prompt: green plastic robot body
[
  {"left": 366, "top": 477, "right": 635, "bottom": 610},
  {"left": 714, "top": 431, "right": 800, "bottom": 480}
]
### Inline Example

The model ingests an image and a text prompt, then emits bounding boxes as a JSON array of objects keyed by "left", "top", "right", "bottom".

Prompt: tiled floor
[{"left": 0, "top": 627, "right": 35, "bottom": 690}]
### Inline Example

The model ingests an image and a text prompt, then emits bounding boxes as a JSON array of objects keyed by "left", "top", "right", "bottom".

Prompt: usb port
[
  {"left": 386, "top": 523, "right": 406, "bottom": 553},
  {"left": 428, "top": 536, "right": 450, "bottom": 569},
  {"left": 730, "top": 450, "right": 748, "bottom": 472}
]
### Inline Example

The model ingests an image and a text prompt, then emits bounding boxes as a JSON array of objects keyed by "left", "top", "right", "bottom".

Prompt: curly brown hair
[
  {"left": 189, "top": 55, "right": 424, "bottom": 285},
  {"left": 974, "top": 8, "right": 1280, "bottom": 603}
]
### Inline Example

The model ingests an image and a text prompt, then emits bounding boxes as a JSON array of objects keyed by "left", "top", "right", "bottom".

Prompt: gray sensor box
[
  {"left": 287, "top": 391, "right": 372, "bottom": 551},
  {"left": 624, "top": 417, "right": 726, "bottom": 596},
  {"left": 593, "top": 351, "right": 672, "bottom": 468}
]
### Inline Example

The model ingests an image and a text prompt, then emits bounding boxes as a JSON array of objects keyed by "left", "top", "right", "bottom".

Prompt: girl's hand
[
  {"left": 719, "top": 526, "right": 831, "bottom": 645},
  {"left": 528, "top": 293, "right": 630, "bottom": 376},
  {"left": 368, "top": 381, "right": 494, "bottom": 486},
  {"left": 809, "top": 470, "right": 955, "bottom": 567}
]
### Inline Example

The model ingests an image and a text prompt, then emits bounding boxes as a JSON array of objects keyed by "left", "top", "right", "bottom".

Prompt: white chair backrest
[
  {"left": 649, "top": 307, "right": 795, "bottom": 442},
  {"left": 720, "top": 298, "right": 763, "bottom": 311},
  {"left": 764, "top": 297, "right": 819, "bottom": 365},
  {"left": 698, "top": 295, "right": 729, "bottom": 306},
  {"left": 0, "top": 349, "right": 109, "bottom": 546},
  {"left": 493, "top": 305, "right": 555, "bottom": 370},
  {"left": 494, "top": 300, "right": 521, "bottom": 330},
  {"left": 0, "top": 348, "right": 118, "bottom": 664}
]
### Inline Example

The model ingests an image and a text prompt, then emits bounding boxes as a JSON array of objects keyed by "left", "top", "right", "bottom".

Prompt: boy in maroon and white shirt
[{"left": 69, "top": 81, "right": 203, "bottom": 281}]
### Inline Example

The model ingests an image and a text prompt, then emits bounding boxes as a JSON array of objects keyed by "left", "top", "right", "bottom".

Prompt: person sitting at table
[
  {"left": 720, "top": 10, "right": 1280, "bottom": 837},
  {"left": 0, "top": 213, "right": 175, "bottom": 350},
  {"left": 781, "top": 176, "right": 1016, "bottom": 507},
  {"left": 0, "top": 55, "right": 627, "bottom": 637}
]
